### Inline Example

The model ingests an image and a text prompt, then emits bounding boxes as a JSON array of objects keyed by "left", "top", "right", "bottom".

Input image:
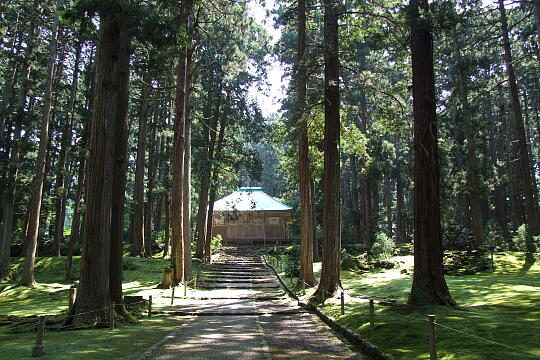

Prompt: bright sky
[{"left": 248, "top": 0, "right": 288, "bottom": 118}]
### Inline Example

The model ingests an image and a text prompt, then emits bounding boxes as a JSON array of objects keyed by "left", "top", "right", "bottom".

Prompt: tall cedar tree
[
  {"left": 408, "top": 0, "right": 454, "bottom": 306},
  {"left": 297, "top": 0, "right": 316, "bottom": 287},
  {"left": 0, "top": 0, "right": 39, "bottom": 280},
  {"left": 68, "top": 3, "right": 127, "bottom": 325},
  {"left": 183, "top": 45, "right": 194, "bottom": 280},
  {"left": 133, "top": 76, "right": 149, "bottom": 257},
  {"left": 195, "top": 80, "right": 218, "bottom": 260},
  {"left": 21, "top": 0, "right": 60, "bottom": 286},
  {"left": 313, "top": 0, "right": 341, "bottom": 301},
  {"left": 171, "top": 1, "right": 191, "bottom": 284},
  {"left": 110, "top": 8, "right": 130, "bottom": 307},
  {"left": 498, "top": 0, "right": 540, "bottom": 249},
  {"left": 451, "top": 28, "right": 484, "bottom": 248}
]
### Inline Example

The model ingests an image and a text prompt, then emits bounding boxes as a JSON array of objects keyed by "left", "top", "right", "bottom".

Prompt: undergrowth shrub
[
  {"left": 284, "top": 246, "right": 300, "bottom": 277},
  {"left": 371, "top": 232, "right": 395, "bottom": 260},
  {"left": 443, "top": 224, "right": 473, "bottom": 250},
  {"left": 512, "top": 224, "right": 528, "bottom": 251},
  {"left": 211, "top": 234, "right": 223, "bottom": 253}
]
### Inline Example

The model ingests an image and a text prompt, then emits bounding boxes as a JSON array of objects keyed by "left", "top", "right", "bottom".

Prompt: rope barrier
[
  {"left": 70, "top": 300, "right": 148, "bottom": 318},
  {"left": 433, "top": 321, "right": 540, "bottom": 359}
]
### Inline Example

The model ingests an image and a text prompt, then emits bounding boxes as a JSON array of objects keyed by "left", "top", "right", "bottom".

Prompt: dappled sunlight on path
[{"left": 141, "top": 246, "right": 368, "bottom": 359}]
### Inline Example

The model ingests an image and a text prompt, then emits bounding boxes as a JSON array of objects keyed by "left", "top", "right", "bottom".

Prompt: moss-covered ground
[
  {"left": 273, "top": 251, "right": 540, "bottom": 360},
  {"left": 0, "top": 256, "right": 193, "bottom": 359},
  {"left": 3, "top": 252, "right": 539, "bottom": 359}
]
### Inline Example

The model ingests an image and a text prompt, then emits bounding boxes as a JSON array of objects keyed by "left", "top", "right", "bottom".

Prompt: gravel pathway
[{"left": 142, "top": 247, "right": 369, "bottom": 359}]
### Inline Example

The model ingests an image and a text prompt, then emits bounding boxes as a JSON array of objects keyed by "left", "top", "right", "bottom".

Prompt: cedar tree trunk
[{"left": 408, "top": 0, "right": 454, "bottom": 306}]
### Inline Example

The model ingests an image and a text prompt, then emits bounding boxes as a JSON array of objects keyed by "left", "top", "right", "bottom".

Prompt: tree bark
[
  {"left": 133, "top": 75, "right": 149, "bottom": 257},
  {"left": 384, "top": 176, "right": 392, "bottom": 237},
  {"left": 182, "top": 49, "right": 194, "bottom": 281},
  {"left": 297, "top": 0, "right": 316, "bottom": 287},
  {"left": 395, "top": 136, "right": 406, "bottom": 243},
  {"left": 66, "top": 154, "right": 85, "bottom": 281},
  {"left": 312, "top": 178, "right": 320, "bottom": 262},
  {"left": 489, "top": 104, "right": 510, "bottom": 243},
  {"left": 163, "top": 137, "right": 171, "bottom": 258},
  {"left": 314, "top": 0, "right": 341, "bottom": 301},
  {"left": 154, "top": 140, "right": 166, "bottom": 233},
  {"left": 22, "top": 0, "right": 60, "bottom": 286},
  {"left": 53, "top": 38, "right": 82, "bottom": 257},
  {"left": 452, "top": 29, "right": 484, "bottom": 248},
  {"left": 204, "top": 121, "right": 226, "bottom": 262},
  {"left": 196, "top": 82, "right": 218, "bottom": 259},
  {"left": 68, "top": 4, "right": 124, "bottom": 326},
  {"left": 144, "top": 110, "right": 158, "bottom": 257},
  {"left": 171, "top": 1, "right": 191, "bottom": 284},
  {"left": 109, "top": 12, "right": 130, "bottom": 306},
  {"left": 408, "top": 0, "right": 454, "bottom": 306},
  {"left": 358, "top": 89, "right": 372, "bottom": 248},
  {"left": 350, "top": 156, "right": 361, "bottom": 244},
  {"left": 499, "top": 0, "right": 540, "bottom": 246},
  {"left": 498, "top": 85, "right": 525, "bottom": 228}
]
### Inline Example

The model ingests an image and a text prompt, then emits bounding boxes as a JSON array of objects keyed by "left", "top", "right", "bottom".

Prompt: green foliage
[
  {"left": 443, "top": 224, "right": 473, "bottom": 250},
  {"left": 511, "top": 224, "right": 528, "bottom": 252},
  {"left": 211, "top": 234, "right": 223, "bottom": 253},
  {"left": 153, "top": 230, "right": 165, "bottom": 248},
  {"left": 484, "top": 220, "right": 504, "bottom": 250},
  {"left": 371, "top": 232, "right": 395, "bottom": 260},
  {"left": 283, "top": 246, "right": 300, "bottom": 278}
]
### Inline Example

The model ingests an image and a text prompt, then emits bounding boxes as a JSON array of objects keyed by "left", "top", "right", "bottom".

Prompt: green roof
[{"left": 214, "top": 187, "right": 292, "bottom": 211}]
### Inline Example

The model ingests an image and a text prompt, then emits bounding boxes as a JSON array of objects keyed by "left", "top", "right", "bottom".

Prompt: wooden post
[
  {"left": 68, "top": 287, "right": 77, "bottom": 310},
  {"left": 171, "top": 287, "right": 175, "bottom": 305},
  {"left": 340, "top": 290, "right": 345, "bottom": 315},
  {"left": 148, "top": 296, "right": 152, "bottom": 318},
  {"left": 302, "top": 280, "right": 306, "bottom": 295},
  {"left": 31, "top": 316, "right": 46, "bottom": 357},
  {"left": 428, "top": 315, "right": 437, "bottom": 360},
  {"left": 110, "top": 302, "right": 115, "bottom": 330},
  {"left": 184, "top": 282, "right": 187, "bottom": 297},
  {"left": 194, "top": 277, "right": 197, "bottom": 290},
  {"left": 369, "top": 299, "right": 375, "bottom": 331},
  {"left": 491, "top": 250, "right": 495, "bottom": 272}
]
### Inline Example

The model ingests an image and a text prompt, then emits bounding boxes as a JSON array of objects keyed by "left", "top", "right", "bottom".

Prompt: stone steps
[
  {"left": 201, "top": 276, "right": 277, "bottom": 282},
  {"left": 199, "top": 283, "right": 280, "bottom": 289}
]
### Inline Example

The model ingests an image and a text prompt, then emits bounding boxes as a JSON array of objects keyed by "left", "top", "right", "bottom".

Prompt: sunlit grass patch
[
  {"left": 320, "top": 252, "right": 540, "bottom": 360},
  {"left": 0, "top": 316, "right": 182, "bottom": 360}
]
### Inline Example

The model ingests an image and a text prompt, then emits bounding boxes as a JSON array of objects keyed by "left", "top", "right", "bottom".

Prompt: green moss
[
  {"left": 0, "top": 256, "right": 176, "bottom": 316},
  {"left": 0, "top": 316, "right": 181, "bottom": 360},
  {"left": 0, "top": 256, "right": 200, "bottom": 359},
  {"left": 320, "top": 252, "right": 540, "bottom": 359}
]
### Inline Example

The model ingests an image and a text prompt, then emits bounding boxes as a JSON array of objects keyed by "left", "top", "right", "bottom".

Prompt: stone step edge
[{"left": 152, "top": 310, "right": 306, "bottom": 316}]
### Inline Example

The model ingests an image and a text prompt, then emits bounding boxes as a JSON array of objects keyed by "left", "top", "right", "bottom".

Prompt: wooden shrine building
[{"left": 212, "top": 187, "right": 293, "bottom": 246}]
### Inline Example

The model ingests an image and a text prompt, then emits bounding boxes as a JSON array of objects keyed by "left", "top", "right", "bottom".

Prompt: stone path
[{"left": 142, "top": 247, "right": 369, "bottom": 359}]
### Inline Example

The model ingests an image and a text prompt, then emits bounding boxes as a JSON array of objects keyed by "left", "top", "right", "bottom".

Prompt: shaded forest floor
[
  {"left": 0, "top": 256, "right": 196, "bottom": 359},
  {"left": 1, "top": 252, "right": 538, "bottom": 359},
  {"left": 279, "top": 251, "right": 540, "bottom": 360}
]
